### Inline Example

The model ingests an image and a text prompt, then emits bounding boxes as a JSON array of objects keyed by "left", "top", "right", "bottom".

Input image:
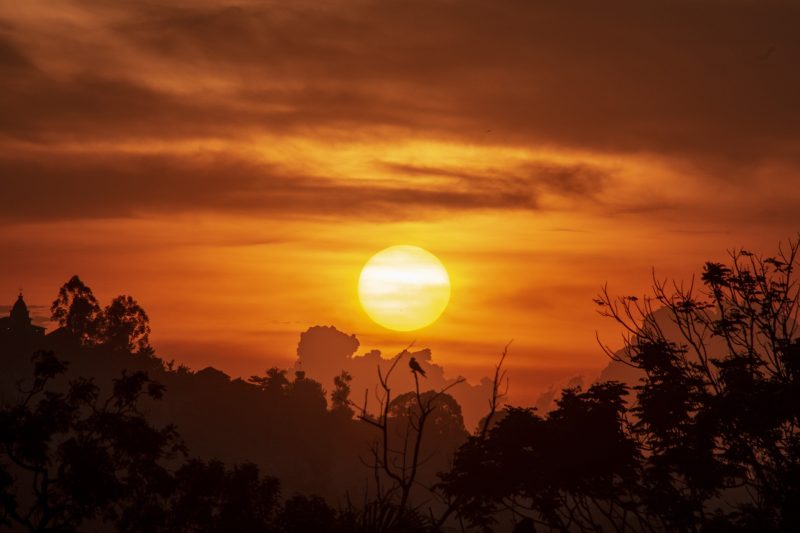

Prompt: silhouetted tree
[
  {"left": 388, "top": 390, "right": 468, "bottom": 456},
  {"left": 352, "top": 348, "right": 466, "bottom": 528},
  {"left": 100, "top": 294, "right": 152, "bottom": 354},
  {"left": 594, "top": 239, "right": 800, "bottom": 531},
  {"left": 50, "top": 277, "right": 154, "bottom": 357},
  {"left": 441, "top": 238, "right": 800, "bottom": 530},
  {"left": 0, "top": 350, "right": 183, "bottom": 531},
  {"left": 250, "top": 367, "right": 291, "bottom": 398},
  {"left": 152, "top": 460, "right": 280, "bottom": 532},
  {"left": 331, "top": 370, "right": 354, "bottom": 417},
  {"left": 286, "top": 371, "right": 327, "bottom": 414},
  {"left": 441, "top": 382, "right": 642, "bottom": 531},
  {"left": 50, "top": 275, "right": 101, "bottom": 344}
]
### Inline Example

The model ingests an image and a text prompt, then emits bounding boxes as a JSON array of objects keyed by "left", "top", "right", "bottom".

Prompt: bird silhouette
[{"left": 409, "top": 356, "right": 426, "bottom": 377}]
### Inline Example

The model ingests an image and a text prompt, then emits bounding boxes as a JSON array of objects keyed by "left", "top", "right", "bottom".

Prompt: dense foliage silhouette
[
  {"left": 0, "top": 350, "right": 181, "bottom": 531},
  {"left": 439, "top": 239, "right": 800, "bottom": 531},
  {"left": 1, "top": 278, "right": 475, "bottom": 530}
]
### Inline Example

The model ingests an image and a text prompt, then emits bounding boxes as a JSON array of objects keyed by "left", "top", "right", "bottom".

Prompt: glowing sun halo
[{"left": 358, "top": 245, "right": 451, "bottom": 331}]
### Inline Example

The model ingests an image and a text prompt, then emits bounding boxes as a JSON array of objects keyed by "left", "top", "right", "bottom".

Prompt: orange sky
[{"left": 2, "top": 0, "right": 799, "bottom": 403}]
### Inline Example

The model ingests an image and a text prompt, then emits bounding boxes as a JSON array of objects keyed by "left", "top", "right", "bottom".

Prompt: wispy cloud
[{"left": 2, "top": 1, "right": 799, "bottom": 163}]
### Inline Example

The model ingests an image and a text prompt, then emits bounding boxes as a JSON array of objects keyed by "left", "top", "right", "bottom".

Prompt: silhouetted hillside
[{"left": 0, "top": 278, "right": 474, "bottom": 528}]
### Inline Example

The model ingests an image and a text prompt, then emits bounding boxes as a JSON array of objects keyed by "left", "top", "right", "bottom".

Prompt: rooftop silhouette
[{"left": 0, "top": 293, "right": 44, "bottom": 338}]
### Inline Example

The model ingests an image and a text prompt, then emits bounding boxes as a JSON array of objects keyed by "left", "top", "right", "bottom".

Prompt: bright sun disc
[{"left": 358, "top": 245, "right": 451, "bottom": 331}]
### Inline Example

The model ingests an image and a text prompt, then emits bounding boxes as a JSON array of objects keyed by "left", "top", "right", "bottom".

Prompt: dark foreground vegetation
[{"left": 2, "top": 238, "right": 800, "bottom": 532}]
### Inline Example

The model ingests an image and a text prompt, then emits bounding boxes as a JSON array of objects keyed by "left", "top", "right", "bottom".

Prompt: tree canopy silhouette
[
  {"left": 0, "top": 350, "right": 182, "bottom": 531},
  {"left": 50, "top": 275, "right": 101, "bottom": 345},
  {"left": 50, "top": 276, "right": 152, "bottom": 354},
  {"left": 102, "top": 295, "right": 152, "bottom": 354},
  {"left": 439, "top": 238, "right": 800, "bottom": 531}
]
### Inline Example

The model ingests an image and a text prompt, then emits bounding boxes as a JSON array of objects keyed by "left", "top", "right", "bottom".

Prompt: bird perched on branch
[{"left": 409, "top": 356, "right": 426, "bottom": 377}]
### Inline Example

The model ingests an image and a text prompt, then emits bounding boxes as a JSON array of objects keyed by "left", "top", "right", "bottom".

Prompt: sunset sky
[{"left": 2, "top": 0, "right": 799, "bottom": 402}]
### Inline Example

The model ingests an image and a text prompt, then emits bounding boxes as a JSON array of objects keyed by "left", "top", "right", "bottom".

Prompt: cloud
[
  {"left": 0, "top": 33, "right": 31, "bottom": 72},
  {"left": 293, "top": 324, "right": 498, "bottom": 430},
  {"left": 115, "top": 1, "right": 800, "bottom": 166},
  {"left": 1, "top": 1, "right": 799, "bottom": 165},
  {"left": 1, "top": 149, "right": 562, "bottom": 222},
  {"left": 1, "top": 0, "right": 799, "bottom": 226},
  {"left": 382, "top": 161, "right": 607, "bottom": 198}
]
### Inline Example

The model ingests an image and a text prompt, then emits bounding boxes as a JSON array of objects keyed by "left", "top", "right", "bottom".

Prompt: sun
[{"left": 358, "top": 245, "right": 451, "bottom": 332}]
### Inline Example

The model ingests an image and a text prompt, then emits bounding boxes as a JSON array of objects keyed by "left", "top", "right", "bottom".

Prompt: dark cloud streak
[
  {"left": 116, "top": 0, "right": 800, "bottom": 165},
  {"left": 2, "top": 1, "right": 799, "bottom": 162},
  {"left": 1, "top": 151, "right": 566, "bottom": 222},
  {"left": 382, "top": 161, "right": 608, "bottom": 198}
]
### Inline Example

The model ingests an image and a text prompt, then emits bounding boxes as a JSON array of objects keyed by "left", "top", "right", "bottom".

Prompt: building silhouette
[{"left": 0, "top": 293, "right": 45, "bottom": 338}]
